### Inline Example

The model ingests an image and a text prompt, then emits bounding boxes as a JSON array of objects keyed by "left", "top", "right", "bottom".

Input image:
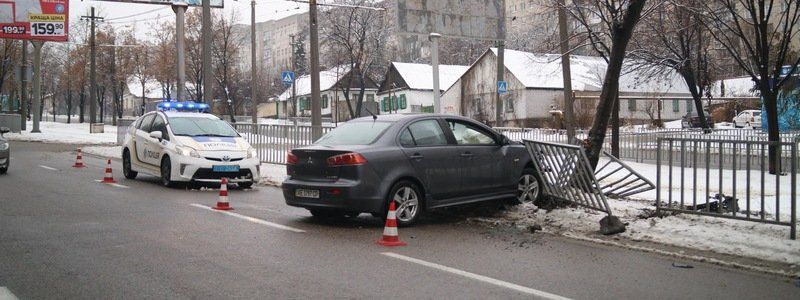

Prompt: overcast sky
[{"left": 69, "top": 0, "right": 308, "bottom": 39}]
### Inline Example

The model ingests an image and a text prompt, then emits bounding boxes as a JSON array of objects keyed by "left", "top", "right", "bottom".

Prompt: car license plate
[
  {"left": 213, "top": 165, "right": 240, "bottom": 172},
  {"left": 295, "top": 189, "right": 319, "bottom": 199}
]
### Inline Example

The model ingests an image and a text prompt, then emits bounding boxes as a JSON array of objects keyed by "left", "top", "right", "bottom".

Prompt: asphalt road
[{"left": 0, "top": 141, "right": 797, "bottom": 299}]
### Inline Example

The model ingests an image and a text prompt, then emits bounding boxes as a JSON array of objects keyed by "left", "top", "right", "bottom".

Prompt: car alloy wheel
[
  {"left": 161, "top": 156, "right": 174, "bottom": 187},
  {"left": 393, "top": 185, "right": 420, "bottom": 224},
  {"left": 517, "top": 173, "right": 540, "bottom": 204},
  {"left": 122, "top": 150, "right": 137, "bottom": 179}
]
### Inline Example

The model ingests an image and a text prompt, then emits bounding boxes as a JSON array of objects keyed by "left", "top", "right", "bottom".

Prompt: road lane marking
[
  {"left": 39, "top": 165, "right": 59, "bottom": 171},
  {"left": 93, "top": 180, "right": 130, "bottom": 188},
  {"left": 190, "top": 203, "right": 306, "bottom": 233},
  {"left": 381, "top": 252, "right": 571, "bottom": 300},
  {"left": 0, "top": 287, "right": 20, "bottom": 300}
]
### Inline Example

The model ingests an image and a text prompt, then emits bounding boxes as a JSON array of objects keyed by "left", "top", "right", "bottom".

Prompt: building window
[
  {"left": 322, "top": 95, "right": 328, "bottom": 109},
  {"left": 505, "top": 96, "right": 514, "bottom": 112},
  {"left": 367, "top": 94, "right": 374, "bottom": 103},
  {"left": 672, "top": 99, "right": 679, "bottom": 112},
  {"left": 399, "top": 94, "right": 407, "bottom": 109},
  {"left": 628, "top": 99, "right": 636, "bottom": 111},
  {"left": 382, "top": 97, "right": 389, "bottom": 112},
  {"left": 686, "top": 100, "right": 693, "bottom": 112}
]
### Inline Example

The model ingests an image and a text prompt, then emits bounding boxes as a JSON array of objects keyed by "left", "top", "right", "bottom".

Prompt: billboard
[
  {"left": 0, "top": 0, "right": 69, "bottom": 42},
  {"left": 96, "top": 0, "right": 224, "bottom": 8},
  {"left": 395, "top": 0, "right": 503, "bottom": 40}
]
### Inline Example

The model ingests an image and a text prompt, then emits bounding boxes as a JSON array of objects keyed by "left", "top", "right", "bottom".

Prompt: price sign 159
[{"left": 30, "top": 22, "right": 65, "bottom": 36}]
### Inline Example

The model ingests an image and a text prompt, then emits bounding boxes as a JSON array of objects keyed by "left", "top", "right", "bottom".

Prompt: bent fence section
[
  {"left": 655, "top": 137, "right": 799, "bottom": 239},
  {"left": 523, "top": 140, "right": 613, "bottom": 216},
  {"left": 233, "top": 123, "right": 334, "bottom": 164}
]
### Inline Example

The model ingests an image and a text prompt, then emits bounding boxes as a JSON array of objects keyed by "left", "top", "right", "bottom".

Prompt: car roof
[
  {"left": 158, "top": 111, "right": 220, "bottom": 120},
  {"left": 349, "top": 113, "right": 472, "bottom": 123}
]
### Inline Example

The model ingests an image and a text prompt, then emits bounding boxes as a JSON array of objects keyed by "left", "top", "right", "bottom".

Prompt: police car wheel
[
  {"left": 238, "top": 182, "right": 253, "bottom": 189},
  {"left": 122, "top": 149, "right": 137, "bottom": 179},
  {"left": 0, "top": 167, "right": 6, "bottom": 174},
  {"left": 161, "top": 156, "right": 175, "bottom": 187}
]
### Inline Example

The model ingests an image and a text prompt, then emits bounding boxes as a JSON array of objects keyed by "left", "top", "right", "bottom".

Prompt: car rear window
[
  {"left": 753, "top": 112, "right": 761, "bottom": 116},
  {"left": 316, "top": 121, "right": 391, "bottom": 146}
]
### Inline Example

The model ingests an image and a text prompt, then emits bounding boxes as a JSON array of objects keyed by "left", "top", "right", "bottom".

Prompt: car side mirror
[
  {"left": 500, "top": 134, "right": 510, "bottom": 145},
  {"left": 149, "top": 131, "right": 163, "bottom": 141},
  {"left": 0, "top": 127, "right": 9, "bottom": 134}
]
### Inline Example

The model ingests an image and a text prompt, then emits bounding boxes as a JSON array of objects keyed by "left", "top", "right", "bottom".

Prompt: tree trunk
[
  {"left": 680, "top": 70, "right": 711, "bottom": 132},
  {"left": 611, "top": 93, "right": 619, "bottom": 157},
  {"left": 763, "top": 90, "right": 780, "bottom": 174},
  {"left": 79, "top": 88, "right": 85, "bottom": 123},
  {"left": 585, "top": 0, "right": 647, "bottom": 169}
]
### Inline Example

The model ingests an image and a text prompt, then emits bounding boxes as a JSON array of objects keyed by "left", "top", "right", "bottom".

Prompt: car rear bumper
[{"left": 282, "top": 178, "right": 384, "bottom": 213}]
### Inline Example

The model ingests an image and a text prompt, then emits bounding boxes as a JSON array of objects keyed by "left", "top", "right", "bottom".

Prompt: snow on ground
[
  {"left": 259, "top": 163, "right": 286, "bottom": 186},
  {"left": 5, "top": 121, "right": 117, "bottom": 145},
  {"left": 486, "top": 200, "right": 800, "bottom": 267},
  {"left": 83, "top": 146, "right": 122, "bottom": 159}
]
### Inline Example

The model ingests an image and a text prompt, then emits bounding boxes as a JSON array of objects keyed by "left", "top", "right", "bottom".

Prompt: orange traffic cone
[
  {"left": 73, "top": 149, "right": 86, "bottom": 168},
  {"left": 213, "top": 178, "right": 233, "bottom": 210},
  {"left": 376, "top": 201, "right": 407, "bottom": 247},
  {"left": 101, "top": 159, "right": 117, "bottom": 183}
]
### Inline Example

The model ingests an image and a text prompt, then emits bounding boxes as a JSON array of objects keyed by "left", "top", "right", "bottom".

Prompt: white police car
[{"left": 121, "top": 103, "right": 260, "bottom": 188}]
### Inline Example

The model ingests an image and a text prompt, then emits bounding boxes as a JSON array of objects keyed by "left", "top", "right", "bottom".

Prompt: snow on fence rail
[{"left": 656, "top": 137, "right": 799, "bottom": 239}]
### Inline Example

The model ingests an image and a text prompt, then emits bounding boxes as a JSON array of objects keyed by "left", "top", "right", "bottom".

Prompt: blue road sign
[
  {"left": 497, "top": 81, "right": 508, "bottom": 94},
  {"left": 282, "top": 71, "right": 295, "bottom": 85}
]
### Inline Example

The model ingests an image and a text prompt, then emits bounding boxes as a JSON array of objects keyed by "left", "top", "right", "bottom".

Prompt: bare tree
[
  {"left": 697, "top": 0, "right": 800, "bottom": 174},
  {"left": 321, "top": 0, "right": 389, "bottom": 119},
  {"left": 150, "top": 19, "right": 176, "bottom": 101},
  {"left": 565, "top": 0, "right": 652, "bottom": 168},
  {"left": 211, "top": 10, "right": 245, "bottom": 122},
  {"left": 631, "top": 0, "right": 720, "bottom": 131}
]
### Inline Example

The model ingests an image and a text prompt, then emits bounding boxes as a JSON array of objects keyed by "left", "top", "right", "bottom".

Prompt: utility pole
[
  {"left": 251, "top": 0, "right": 258, "bottom": 124},
  {"left": 202, "top": 0, "right": 212, "bottom": 105},
  {"left": 430, "top": 33, "right": 441, "bottom": 114},
  {"left": 290, "top": 34, "right": 297, "bottom": 118},
  {"left": 557, "top": 0, "right": 576, "bottom": 142},
  {"left": 82, "top": 7, "right": 104, "bottom": 124},
  {"left": 494, "top": 0, "right": 506, "bottom": 127},
  {"left": 173, "top": 2, "right": 188, "bottom": 101},
  {"left": 19, "top": 40, "right": 27, "bottom": 131},
  {"left": 31, "top": 41, "right": 43, "bottom": 133},
  {"left": 309, "top": 0, "right": 322, "bottom": 139}
]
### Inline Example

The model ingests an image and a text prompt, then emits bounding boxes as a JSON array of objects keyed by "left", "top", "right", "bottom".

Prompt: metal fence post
[{"left": 792, "top": 137, "right": 798, "bottom": 240}]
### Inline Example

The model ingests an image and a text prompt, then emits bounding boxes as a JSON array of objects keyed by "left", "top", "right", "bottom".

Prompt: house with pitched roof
[{"left": 376, "top": 62, "right": 469, "bottom": 114}]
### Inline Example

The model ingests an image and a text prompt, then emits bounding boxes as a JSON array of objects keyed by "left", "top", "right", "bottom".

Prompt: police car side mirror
[{"left": 149, "top": 131, "right": 163, "bottom": 141}]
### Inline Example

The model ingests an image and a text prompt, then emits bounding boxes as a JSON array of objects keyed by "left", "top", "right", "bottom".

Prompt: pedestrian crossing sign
[
  {"left": 282, "top": 71, "right": 295, "bottom": 85},
  {"left": 497, "top": 81, "right": 508, "bottom": 94}
]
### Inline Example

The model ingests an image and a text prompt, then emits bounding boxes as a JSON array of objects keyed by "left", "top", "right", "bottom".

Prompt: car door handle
[
  {"left": 409, "top": 153, "right": 424, "bottom": 160},
  {"left": 460, "top": 152, "right": 473, "bottom": 157}
]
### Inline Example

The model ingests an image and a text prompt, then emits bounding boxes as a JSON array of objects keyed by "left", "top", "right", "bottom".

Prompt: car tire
[
  {"left": 0, "top": 167, "right": 6, "bottom": 174},
  {"left": 238, "top": 181, "right": 254, "bottom": 189},
  {"left": 122, "top": 149, "right": 137, "bottom": 179},
  {"left": 509, "top": 168, "right": 542, "bottom": 205},
  {"left": 160, "top": 156, "right": 175, "bottom": 187},
  {"left": 386, "top": 180, "right": 424, "bottom": 227},
  {"left": 309, "top": 209, "right": 345, "bottom": 219}
]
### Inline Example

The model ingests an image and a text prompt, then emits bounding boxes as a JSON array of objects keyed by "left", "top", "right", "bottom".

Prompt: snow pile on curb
[
  {"left": 259, "top": 163, "right": 286, "bottom": 186},
  {"left": 6, "top": 122, "right": 117, "bottom": 145},
  {"left": 83, "top": 146, "right": 122, "bottom": 159},
  {"left": 478, "top": 200, "right": 800, "bottom": 267}
]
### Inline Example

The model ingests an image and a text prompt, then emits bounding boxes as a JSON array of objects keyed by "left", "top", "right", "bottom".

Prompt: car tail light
[
  {"left": 327, "top": 153, "right": 367, "bottom": 167},
  {"left": 287, "top": 152, "right": 298, "bottom": 165}
]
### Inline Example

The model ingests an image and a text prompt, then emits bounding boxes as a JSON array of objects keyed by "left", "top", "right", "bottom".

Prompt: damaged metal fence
[
  {"left": 233, "top": 123, "right": 334, "bottom": 164},
  {"left": 595, "top": 151, "right": 656, "bottom": 198},
  {"left": 523, "top": 140, "right": 613, "bottom": 215},
  {"left": 655, "top": 137, "right": 799, "bottom": 239}
]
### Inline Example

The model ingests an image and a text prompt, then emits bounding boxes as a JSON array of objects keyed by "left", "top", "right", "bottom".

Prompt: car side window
[
  {"left": 447, "top": 120, "right": 496, "bottom": 145},
  {"left": 407, "top": 120, "right": 448, "bottom": 146},
  {"left": 151, "top": 116, "right": 169, "bottom": 141},
  {"left": 399, "top": 128, "right": 415, "bottom": 147},
  {"left": 138, "top": 114, "right": 156, "bottom": 133}
]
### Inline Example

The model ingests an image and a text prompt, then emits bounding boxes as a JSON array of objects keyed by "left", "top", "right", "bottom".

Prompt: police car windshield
[{"left": 169, "top": 117, "right": 239, "bottom": 137}]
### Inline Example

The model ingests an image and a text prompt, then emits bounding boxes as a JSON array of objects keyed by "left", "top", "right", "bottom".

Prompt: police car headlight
[
  {"left": 247, "top": 147, "right": 258, "bottom": 159},
  {"left": 176, "top": 145, "right": 201, "bottom": 158},
  {"left": 0, "top": 142, "right": 8, "bottom": 151}
]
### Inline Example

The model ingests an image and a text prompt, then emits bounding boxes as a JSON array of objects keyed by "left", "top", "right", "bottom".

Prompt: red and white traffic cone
[
  {"left": 376, "top": 201, "right": 406, "bottom": 247},
  {"left": 101, "top": 159, "right": 117, "bottom": 183},
  {"left": 213, "top": 178, "right": 233, "bottom": 211},
  {"left": 73, "top": 149, "right": 86, "bottom": 168}
]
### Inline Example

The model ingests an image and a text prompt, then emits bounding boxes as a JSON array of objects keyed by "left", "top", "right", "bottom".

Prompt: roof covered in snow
[
  {"left": 486, "top": 48, "right": 690, "bottom": 94},
  {"left": 278, "top": 66, "right": 364, "bottom": 101},
  {"left": 711, "top": 76, "right": 759, "bottom": 97},
  {"left": 390, "top": 62, "right": 469, "bottom": 91},
  {"left": 127, "top": 79, "right": 164, "bottom": 99}
]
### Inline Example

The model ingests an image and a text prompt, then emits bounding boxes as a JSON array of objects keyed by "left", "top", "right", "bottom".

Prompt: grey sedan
[
  {"left": 282, "top": 114, "right": 541, "bottom": 226},
  {"left": 0, "top": 127, "right": 9, "bottom": 174}
]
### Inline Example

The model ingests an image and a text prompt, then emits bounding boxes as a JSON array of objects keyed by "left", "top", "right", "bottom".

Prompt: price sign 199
[{"left": 30, "top": 22, "right": 65, "bottom": 36}]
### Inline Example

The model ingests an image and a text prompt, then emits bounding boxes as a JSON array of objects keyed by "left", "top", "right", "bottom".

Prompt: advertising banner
[
  {"left": 96, "top": 0, "right": 224, "bottom": 8},
  {"left": 0, "top": 0, "right": 69, "bottom": 42}
]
